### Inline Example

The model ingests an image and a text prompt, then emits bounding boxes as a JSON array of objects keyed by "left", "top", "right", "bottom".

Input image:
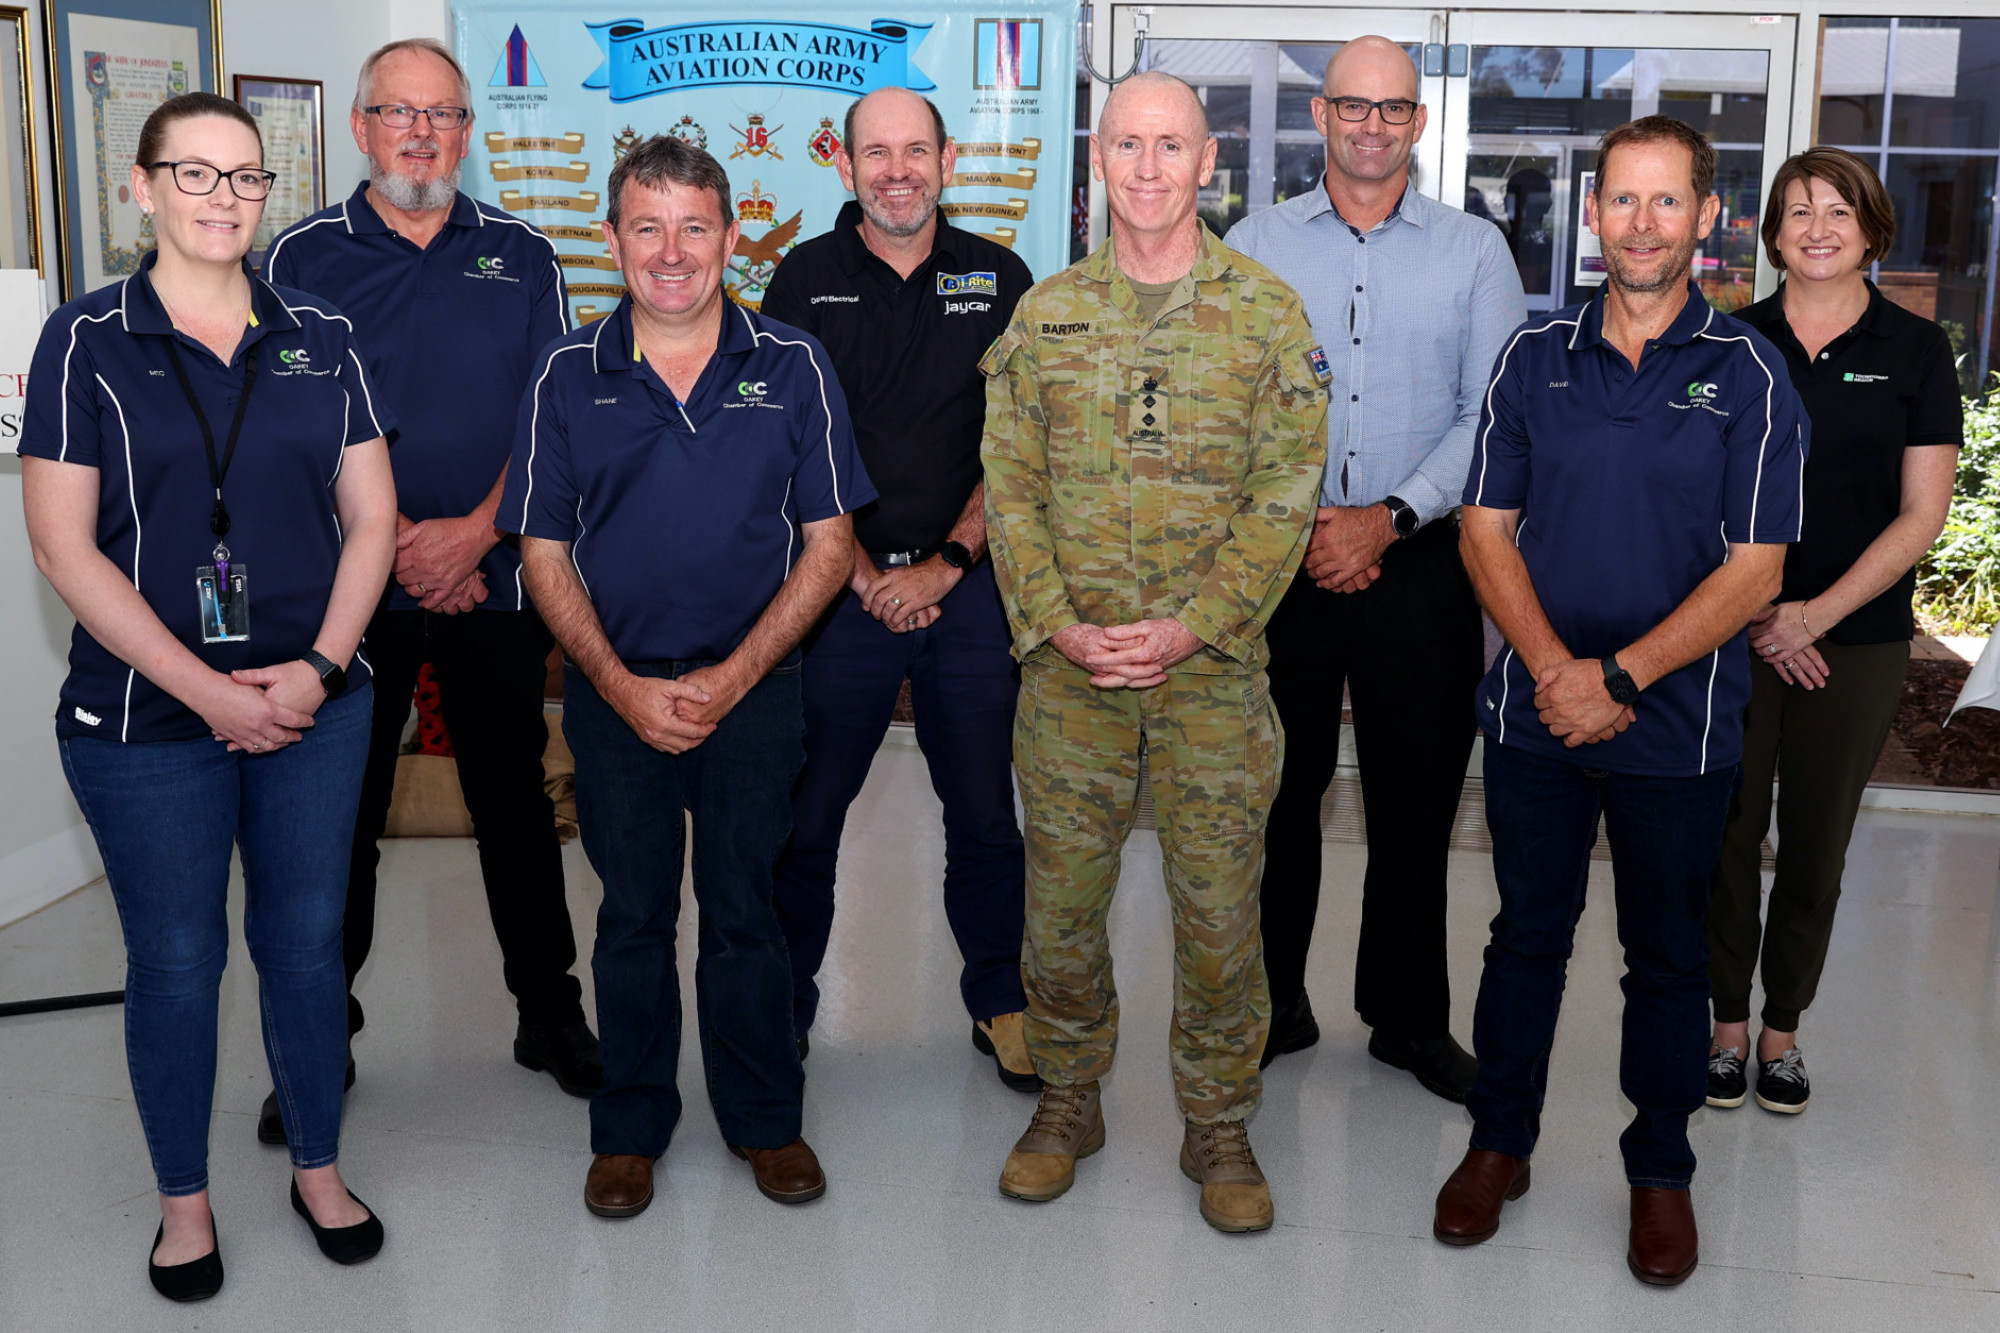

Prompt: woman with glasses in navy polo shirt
[
  {"left": 1707, "top": 147, "right": 1963, "bottom": 1117},
  {"left": 20, "top": 94, "right": 398, "bottom": 1299}
]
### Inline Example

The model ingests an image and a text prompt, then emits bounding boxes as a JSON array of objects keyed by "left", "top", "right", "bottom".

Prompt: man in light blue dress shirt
[{"left": 1225, "top": 36, "right": 1526, "bottom": 1101}]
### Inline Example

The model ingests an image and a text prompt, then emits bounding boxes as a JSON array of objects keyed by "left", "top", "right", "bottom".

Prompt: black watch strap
[
  {"left": 1601, "top": 656, "right": 1639, "bottom": 707},
  {"left": 1383, "top": 495, "right": 1419, "bottom": 538},
  {"left": 939, "top": 540, "right": 976, "bottom": 570},
  {"left": 303, "top": 649, "right": 347, "bottom": 699}
]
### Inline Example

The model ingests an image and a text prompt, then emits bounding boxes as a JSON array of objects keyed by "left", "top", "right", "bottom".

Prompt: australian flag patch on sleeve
[{"left": 1308, "top": 345, "right": 1333, "bottom": 386}]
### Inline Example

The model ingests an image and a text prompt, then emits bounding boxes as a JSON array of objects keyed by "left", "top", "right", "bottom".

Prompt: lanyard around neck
[{"left": 163, "top": 338, "right": 259, "bottom": 539}]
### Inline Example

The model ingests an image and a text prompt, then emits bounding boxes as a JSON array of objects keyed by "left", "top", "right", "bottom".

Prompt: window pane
[
  {"left": 1889, "top": 19, "right": 2000, "bottom": 150},
  {"left": 1818, "top": 18, "right": 1889, "bottom": 145},
  {"left": 1879, "top": 153, "right": 1994, "bottom": 392}
]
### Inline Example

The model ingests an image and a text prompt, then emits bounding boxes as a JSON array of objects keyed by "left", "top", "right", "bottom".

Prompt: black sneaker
[
  {"left": 1705, "top": 1047, "right": 1747, "bottom": 1109},
  {"left": 514, "top": 1018, "right": 604, "bottom": 1097},
  {"left": 1754, "top": 1047, "right": 1810, "bottom": 1115}
]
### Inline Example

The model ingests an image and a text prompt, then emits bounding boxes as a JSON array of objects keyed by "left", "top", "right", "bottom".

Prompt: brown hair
[
  {"left": 1594, "top": 114, "right": 1716, "bottom": 202},
  {"left": 606, "top": 134, "right": 734, "bottom": 229},
  {"left": 354, "top": 37, "right": 472, "bottom": 115},
  {"left": 135, "top": 92, "right": 261, "bottom": 169},
  {"left": 1760, "top": 147, "right": 1895, "bottom": 269}
]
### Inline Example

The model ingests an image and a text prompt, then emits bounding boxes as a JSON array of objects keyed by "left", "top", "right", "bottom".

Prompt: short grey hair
[
  {"left": 606, "top": 135, "right": 735, "bottom": 229},
  {"left": 354, "top": 38, "right": 472, "bottom": 116}
]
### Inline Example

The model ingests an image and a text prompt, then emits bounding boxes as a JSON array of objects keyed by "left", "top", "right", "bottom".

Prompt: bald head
[
  {"left": 1323, "top": 36, "right": 1420, "bottom": 102},
  {"left": 1098, "top": 71, "right": 1209, "bottom": 142}
]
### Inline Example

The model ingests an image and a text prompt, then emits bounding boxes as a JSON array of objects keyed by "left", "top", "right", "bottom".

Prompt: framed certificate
[
  {"left": 0, "top": 7, "right": 40, "bottom": 270},
  {"left": 43, "top": 0, "right": 223, "bottom": 298},
  {"left": 232, "top": 74, "right": 323, "bottom": 269}
]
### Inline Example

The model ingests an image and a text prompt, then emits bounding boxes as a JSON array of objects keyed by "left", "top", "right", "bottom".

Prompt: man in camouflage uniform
[{"left": 980, "top": 72, "right": 1328, "bottom": 1233}]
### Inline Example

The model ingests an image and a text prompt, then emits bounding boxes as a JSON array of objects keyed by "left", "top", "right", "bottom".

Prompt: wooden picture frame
[
  {"left": 0, "top": 7, "right": 41, "bottom": 271},
  {"left": 233, "top": 74, "right": 323, "bottom": 269},
  {"left": 43, "top": 0, "right": 222, "bottom": 298}
]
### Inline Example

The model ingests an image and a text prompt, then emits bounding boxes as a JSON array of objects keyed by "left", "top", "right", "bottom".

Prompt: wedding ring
[
  {"left": 415, "top": 583, "right": 428, "bottom": 595},
  {"left": 892, "top": 596, "right": 903, "bottom": 606}
]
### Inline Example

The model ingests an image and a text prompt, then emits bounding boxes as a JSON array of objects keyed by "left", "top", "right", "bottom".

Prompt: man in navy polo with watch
[
  {"left": 505, "top": 136, "right": 873, "bottom": 1218},
  {"left": 1432, "top": 117, "right": 1806, "bottom": 1286},
  {"left": 758, "top": 87, "right": 1037, "bottom": 1088},
  {"left": 260, "top": 37, "right": 598, "bottom": 1138}
]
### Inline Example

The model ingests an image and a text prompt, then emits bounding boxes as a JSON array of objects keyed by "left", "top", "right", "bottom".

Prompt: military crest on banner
[
  {"left": 737, "top": 181, "right": 777, "bottom": 226},
  {"left": 808, "top": 117, "right": 842, "bottom": 167},
  {"left": 612, "top": 125, "right": 639, "bottom": 160},
  {"left": 667, "top": 114, "right": 707, "bottom": 151},
  {"left": 731, "top": 112, "right": 783, "bottom": 160}
]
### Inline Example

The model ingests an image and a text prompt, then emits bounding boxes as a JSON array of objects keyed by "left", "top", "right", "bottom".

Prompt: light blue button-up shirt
[{"left": 1226, "top": 182, "right": 1527, "bottom": 524}]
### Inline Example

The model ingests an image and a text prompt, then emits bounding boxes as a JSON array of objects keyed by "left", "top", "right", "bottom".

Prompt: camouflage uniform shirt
[{"left": 979, "top": 224, "right": 1330, "bottom": 673}]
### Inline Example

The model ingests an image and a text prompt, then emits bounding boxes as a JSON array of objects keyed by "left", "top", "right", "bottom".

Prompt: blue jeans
[
  {"left": 564, "top": 659, "right": 806, "bottom": 1156},
  {"left": 1467, "top": 739, "right": 1736, "bottom": 1189},
  {"left": 60, "top": 684, "right": 372, "bottom": 1195},
  {"left": 774, "top": 559, "right": 1027, "bottom": 1034}
]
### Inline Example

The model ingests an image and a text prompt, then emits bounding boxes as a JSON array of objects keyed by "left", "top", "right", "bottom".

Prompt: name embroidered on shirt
[
  {"left": 594, "top": 396, "right": 618, "bottom": 405},
  {"left": 944, "top": 300, "right": 991, "bottom": 316},
  {"left": 810, "top": 293, "right": 860, "bottom": 304},
  {"left": 1039, "top": 321, "right": 1094, "bottom": 336},
  {"left": 1548, "top": 380, "right": 1569, "bottom": 388}
]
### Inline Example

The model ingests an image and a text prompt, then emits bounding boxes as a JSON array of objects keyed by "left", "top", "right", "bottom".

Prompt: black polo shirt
[
  {"left": 1734, "top": 282, "right": 1962, "bottom": 645},
  {"left": 759, "top": 201, "right": 1032, "bottom": 552}
]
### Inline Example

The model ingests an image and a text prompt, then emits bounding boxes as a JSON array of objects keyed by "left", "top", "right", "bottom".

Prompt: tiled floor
[{"left": 2, "top": 740, "right": 1997, "bottom": 1331}]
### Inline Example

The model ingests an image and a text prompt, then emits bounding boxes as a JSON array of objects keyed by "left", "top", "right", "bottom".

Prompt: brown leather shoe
[
  {"left": 1628, "top": 1186, "right": 1698, "bottom": 1285},
  {"left": 584, "top": 1153, "right": 656, "bottom": 1218},
  {"left": 1433, "top": 1148, "right": 1531, "bottom": 1246},
  {"left": 729, "top": 1138, "right": 827, "bottom": 1204}
]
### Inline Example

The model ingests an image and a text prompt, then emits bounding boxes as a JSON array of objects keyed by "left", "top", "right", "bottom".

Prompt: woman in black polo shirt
[
  {"left": 1707, "top": 147, "right": 1962, "bottom": 1116},
  {"left": 20, "top": 94, "right": 397, "bottom": 1298}
]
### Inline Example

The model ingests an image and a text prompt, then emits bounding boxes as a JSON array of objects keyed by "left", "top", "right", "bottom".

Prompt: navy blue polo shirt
[
  {"left": 20, "top": 249, "right": 395, "bottom": 743},
  {"left": 1464, "top": 283, "right": 1809, "bottom": 777},
  {"left": 498, "top": 298, "right": 875, "bottom": 663},
  {"left": 264, "top": 183, "right": 567, "bottom": 611}
]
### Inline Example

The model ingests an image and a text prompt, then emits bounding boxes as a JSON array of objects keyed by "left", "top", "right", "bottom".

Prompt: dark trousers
[
  {"left": 564, "top": 658, "right": 806, "bottom": 1156},
  {"left": 1467, "top": 741, "right": 1736, "bottom": 1188},
  {"left": 1259, "top": 517, "right": 1484, "bottom": 1035},
  {"left": 347, "top": 605, "right": 582, "bottom": 1034},
  {"left": 1709, "top": 639, "right": 1909, "bottom": 1031},
  {"left": 772, "top": 559, "right": 1027, "bottom": 1035}
]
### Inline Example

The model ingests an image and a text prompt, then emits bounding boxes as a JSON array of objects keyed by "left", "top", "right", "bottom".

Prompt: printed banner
[{"left": 453, "top": 0, "right": 1076, "bottom": 316}]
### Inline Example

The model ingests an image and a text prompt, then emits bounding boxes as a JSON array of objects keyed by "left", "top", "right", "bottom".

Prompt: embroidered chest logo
[
  {"left": 466, "top": 255, "right": 520, "bottom": 283},
  {"left": 270, "top": 348, "right": 328, "bottom": 377},
  {"left": 1670, "top": 380, "right": 1729, "bottom": 417},
  {"left": 725, "top": 380, "right": 784, "bottom": 411},
  {"left": 1843, "top": 372, "right": 1889, "bottom": 383}
]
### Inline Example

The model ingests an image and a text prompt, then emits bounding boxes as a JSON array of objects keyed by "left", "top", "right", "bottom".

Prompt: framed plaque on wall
[{"left": 232, "top": 73, "right": 323, "bottom": 269}]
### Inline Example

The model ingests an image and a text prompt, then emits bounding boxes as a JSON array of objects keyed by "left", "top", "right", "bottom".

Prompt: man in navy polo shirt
[
  {"left": 260, "top": 37, "right": 597, "bottom": 1137},
  {"left": 759, "top": 87, "right": 1037, "bottom": 1088},
  {"left": 1432, "top": 117, "right": 1806, "bottom": 1286},
  {"left": 504, "top": 136, "right": 873, "bottom": 1219}
]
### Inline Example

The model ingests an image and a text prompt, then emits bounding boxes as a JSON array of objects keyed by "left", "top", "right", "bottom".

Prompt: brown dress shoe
[
  {"left": 729, "top": 1138, "right": 827, "bottom": 1204},
  {"left": 584, "top": 1153, "right": 656, "bottom": 1219},
  {"left": 1628, "top": 1186, "right": 1698, "bottom": 1285},
  {"left": 1433, "top": 1148, "right": 1531, "bottom": 1246}
]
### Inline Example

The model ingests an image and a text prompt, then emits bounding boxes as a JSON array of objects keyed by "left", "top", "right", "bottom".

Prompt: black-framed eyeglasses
[
  {"left": 1319, "top": 96, "right": 1419, "bottom": 125},
  {"left": 363, "top": 104, "right": 471, "bottom": 130},
  {"left": 146, "top": 161, "right": 277, "bottom": 200}
]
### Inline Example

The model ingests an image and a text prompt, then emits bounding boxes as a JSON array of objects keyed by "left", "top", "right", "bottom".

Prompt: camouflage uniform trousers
[{"left": 1014, "top": 655, "right": 1281, "bottom": 1123}]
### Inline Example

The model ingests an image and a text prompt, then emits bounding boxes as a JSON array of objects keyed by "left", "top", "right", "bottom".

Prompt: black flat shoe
[
  {"left": 1260, "top": 991, "right": 1321, "bottom": 1068},
  {"left": 259, "top": 1056, "right": 357, "bottom": 1146},
  {"left": 1368, "top": 1030, "right": 1478, "bottom": 1103},
  {"left": 290, "top": 1180, "right": 384, "bottom": 1265},
  {"left": 148, "top": 1219, "right": 223, "bottom": 1302}
]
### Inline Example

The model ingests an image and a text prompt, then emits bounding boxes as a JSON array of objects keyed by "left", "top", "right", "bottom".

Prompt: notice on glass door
[{"left": 1574, "top": 170, "right": 1605, "bottom": 287}]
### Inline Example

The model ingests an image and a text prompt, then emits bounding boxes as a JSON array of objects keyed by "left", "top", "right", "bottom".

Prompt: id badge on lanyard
[{"left": 165, "top": 337, "right": 259, "bottom": 643}]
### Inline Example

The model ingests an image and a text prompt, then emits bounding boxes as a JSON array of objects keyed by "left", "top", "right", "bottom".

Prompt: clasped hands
[
  {"left": 852, "top": 556, "right": 960, "bottom": 634},
  {"left": 1747, "top": 601, "right": 1830, "bottom": 690},
  {"left": 1533, "top": 657, "right": 1636, "bottom": 748},
  {"left": 1304, "top": 504, "right": 1397, "bottom": 593},
  {"left": 1053, "top": 619, "right": 1202, "bottom": 689},
  {"left": 395, "top": 513, "right": 499, "bottom": 614},
  {"left": 608, "top": 662, "right": 750, "bottom": 754}
]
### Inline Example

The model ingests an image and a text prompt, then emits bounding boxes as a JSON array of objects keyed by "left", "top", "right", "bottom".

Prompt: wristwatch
[
  {"left": 1382, "top": 494, "right": 1420, "bottom": 538},
  {"left": 1601, "top": 655, "right": 1640, "bottom": 707},
  {"left": 302, "top": 649, "right": 347, "bottom": 699},
  {"left": 939, "top": 540, "right": 976, "bottom": 570}
]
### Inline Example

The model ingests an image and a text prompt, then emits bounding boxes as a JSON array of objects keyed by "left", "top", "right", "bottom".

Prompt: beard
[
  {"left": 857, "top": 180, "right": 940, "bottom": 238},
  {"left": 372, "top": 141, "right": 461, "bottom": 213},
  {"left": 1602, "top": 228, "right": 1701, "bottom": 293}
]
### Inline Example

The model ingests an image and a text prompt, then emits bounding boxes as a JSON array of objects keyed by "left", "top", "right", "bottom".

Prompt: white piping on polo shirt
[
  {"left": 518, "top": 338, "right": 597, "bottom": 532},
  {"left": 779, "top": 477, "right": 796, "bottom": 577},
  {"left": 1495, "top": 646, "right": 1515, "bottom": 747},
  {"left": 1697, "top": 648, "right": 1721, "bottom": 774},
  {"left": 736, "top": 304, "right": 847, "bottom": 513},
  {"left": 1693, "top": 318, "right": 1778, "bottom": 543},
  {"left": 571, "top": 495, "right": 593, "bottom": 598},
  {"left": 95, "top": 372, "right": 139, "bottom": 741},
  {"left": 263, "top": 213, "right": 347, "bottom": 282},
  {"left": 1473, "top": 315, "right": 1580, "bottom": 506},
  {"left": 476, "top": 204, "right": 572, "bottom": 334},
  {"left": 57, "top": 307, "right": 122, "bottom": 461}
]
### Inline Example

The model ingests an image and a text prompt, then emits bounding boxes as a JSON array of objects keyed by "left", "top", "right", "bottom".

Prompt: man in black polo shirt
[{"left": 760, "top": 87, "right": 1037, "bottom": 1089}]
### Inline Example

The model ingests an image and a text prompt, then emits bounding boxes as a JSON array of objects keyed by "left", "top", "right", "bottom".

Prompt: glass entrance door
[{"left": 1440, "top": 12, "right": 1798, "bottom": 311}]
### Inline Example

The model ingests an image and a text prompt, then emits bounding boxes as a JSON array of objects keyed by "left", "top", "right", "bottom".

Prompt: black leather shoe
[
  {"left": 148, "top": 1219, "right": 223, "bottom": 1302},
  {"left": 1260, "top": 991, "right": 1321, "bottom": 1068},
  {"left": 290, "top": 1180, "right": 384, "bottom": 1265},
  {"left": 514, "top": 1018, "right": 604, "bottom": 1097},
  {"left": 258, "top": 1055, "right": 357, "bottom": 1146},
  {"left": 797, "top": 1032, "right": 810, "bottom": 1061},
  {"left": 1369, "top": 1030, "right": 1478, "bottom": 1103}
]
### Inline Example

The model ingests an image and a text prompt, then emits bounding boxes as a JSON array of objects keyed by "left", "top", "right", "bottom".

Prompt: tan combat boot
[
  {"left": 973, "top": 1012, "right": 1041, "bottom": 1093},
  {"left": 1180, "top": 1119, "right": 1274, "bottom": 1232},
  {"left": 998, "top": 1080, "right": 1104, "bottom": 1202}
]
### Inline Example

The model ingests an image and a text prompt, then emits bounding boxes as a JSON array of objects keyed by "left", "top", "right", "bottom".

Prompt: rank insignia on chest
[{"left": 1308, "top": 346, "right": 1333, "bottom": 386}]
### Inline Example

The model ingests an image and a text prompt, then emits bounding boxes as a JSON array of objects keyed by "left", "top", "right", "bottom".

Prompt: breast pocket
[
  {"left": 1176, "top": 332, "right": 1256, "bottom": 486},
  {"left": 1035, "top": 334, "right": 1120, "bottom": 478}
]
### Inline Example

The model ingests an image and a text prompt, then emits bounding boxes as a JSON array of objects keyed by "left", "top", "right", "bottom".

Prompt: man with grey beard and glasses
[
  {"left": 259, "top": 38, "right": 599, "bottom": 1145},
  {"left": 759, "top": 87, "right": 1037, "bottom": 1088}
]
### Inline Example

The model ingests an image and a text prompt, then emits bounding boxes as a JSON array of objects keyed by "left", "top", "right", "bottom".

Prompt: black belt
[{"left": 872, "top": 547, "right": 938, "bottom": 566}]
